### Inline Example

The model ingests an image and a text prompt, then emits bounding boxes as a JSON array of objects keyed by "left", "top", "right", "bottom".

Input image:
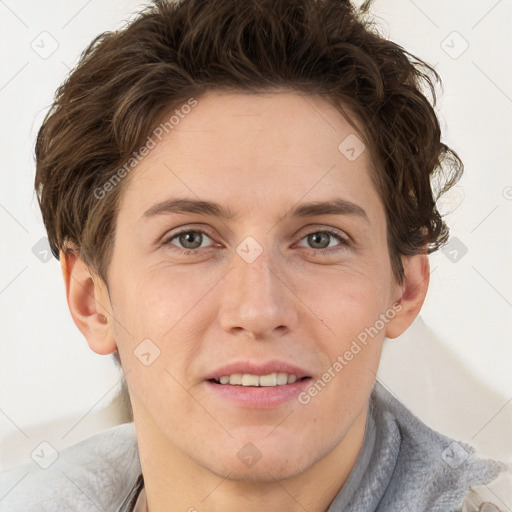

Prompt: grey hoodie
[{"left": 1, "top": 380, "right": 510, "bottom": 512}]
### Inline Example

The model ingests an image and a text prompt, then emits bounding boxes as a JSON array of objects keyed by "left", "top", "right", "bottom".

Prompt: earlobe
[
  {"left": 60, "top": 248, "right": 117, "bottom": 355},
  {"left": 385, "top": 253, "right": 430, "bottom": 339}
]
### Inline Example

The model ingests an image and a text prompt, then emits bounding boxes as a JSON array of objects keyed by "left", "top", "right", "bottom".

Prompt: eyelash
[{"left": 162, "top": 227, "right": 351, "bottom": 257}]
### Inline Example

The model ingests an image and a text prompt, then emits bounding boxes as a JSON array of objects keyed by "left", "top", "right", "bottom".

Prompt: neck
[{"left": 133, "top": 407, "right": 368, "bottom": 512}]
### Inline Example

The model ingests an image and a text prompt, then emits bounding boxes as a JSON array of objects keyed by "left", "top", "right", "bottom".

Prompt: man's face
[{"left": 102, "top": 91, "right": 402, "bottom": 480}]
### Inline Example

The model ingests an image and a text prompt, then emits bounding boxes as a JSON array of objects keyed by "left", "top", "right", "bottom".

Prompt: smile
[{"left": 212, "top": 372, "right": 302, "bottom": 386}]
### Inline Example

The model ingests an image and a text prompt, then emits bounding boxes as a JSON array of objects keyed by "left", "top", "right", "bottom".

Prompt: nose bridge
[
  {"left": 219, "top": 236, "right": 296, "bottom": 338},
  {"left": 241, "top": 243, "right": 274, "bottom": 292},
  {"left": 233, "top": 238, "right": 280, "bottom": 307}
]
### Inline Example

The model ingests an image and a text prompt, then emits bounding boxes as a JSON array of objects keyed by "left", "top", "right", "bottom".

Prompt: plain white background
[{"left": 0, "top": 0, "right": 511, "bottom": 473}]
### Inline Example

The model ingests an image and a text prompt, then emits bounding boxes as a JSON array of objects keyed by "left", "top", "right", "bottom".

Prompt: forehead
[{"left": 118, "top": 90, "right": 384, "bottom": 227}]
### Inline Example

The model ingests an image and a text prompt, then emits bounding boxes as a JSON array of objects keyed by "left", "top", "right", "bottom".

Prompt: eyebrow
[{"left": 141, "top": 197, "right": 370, "bottom": 224}]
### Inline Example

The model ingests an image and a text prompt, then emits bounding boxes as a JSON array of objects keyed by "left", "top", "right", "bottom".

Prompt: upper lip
[{"left": 204, "top": 360, "right": 311, "bottom": 381}]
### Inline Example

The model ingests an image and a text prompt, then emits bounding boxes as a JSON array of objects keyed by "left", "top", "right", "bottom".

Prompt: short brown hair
[{"left": 35, "top": 0, "right": 462, "bottom": 289}]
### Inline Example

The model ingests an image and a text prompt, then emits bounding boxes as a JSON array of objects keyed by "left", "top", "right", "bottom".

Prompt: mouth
[
  {"left": 204, "top": 362, "right": 313, "bottom": 408},
  {"left": 209, "top": 372, "right": 308, "bottom": 387}
]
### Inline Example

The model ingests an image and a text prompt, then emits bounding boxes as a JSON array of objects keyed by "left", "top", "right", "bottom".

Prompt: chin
[
  {"left": 209, "top": 457, "right": 313, "bottom": 483},
  {"left": 197, "top": 440, "right": 319, "bottom": 483}
]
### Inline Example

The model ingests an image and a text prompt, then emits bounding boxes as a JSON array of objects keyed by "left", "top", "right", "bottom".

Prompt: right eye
[{"left": 162, "top": 229, "right": 217, "bottom": 255}]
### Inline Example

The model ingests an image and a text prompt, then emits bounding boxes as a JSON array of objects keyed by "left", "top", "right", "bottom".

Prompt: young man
[{"left": 1, "top": 0, "right": 510, "bottom": 510}]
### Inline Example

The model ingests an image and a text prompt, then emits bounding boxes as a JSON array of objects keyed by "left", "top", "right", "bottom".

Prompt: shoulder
[
  {"left": 0, "top": 422, "right": 141, "bottom": 512},
  {"left": 460, "top": 469, "right": 512, "bottom": 512},
  {"left": 371, "top": 380, "right": 510, "bottom": 512}
]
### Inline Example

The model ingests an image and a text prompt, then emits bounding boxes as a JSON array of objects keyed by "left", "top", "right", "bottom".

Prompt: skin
[{"left": 61, "top": 90, "right": 429, "bottom": 512}]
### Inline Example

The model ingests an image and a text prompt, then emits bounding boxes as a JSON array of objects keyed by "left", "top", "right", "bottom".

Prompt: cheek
[
  {"left": 112, "top": 264, "right": 199, "bottom": 331},
  {"left": 298, "top": 277, "right": 391, "bottom": 402},
  {"left": 111, "top": 268, "right": 213, "bottom": 377},
  {"left": 300, "top": 268, "right": 392, "bottom": 337}
]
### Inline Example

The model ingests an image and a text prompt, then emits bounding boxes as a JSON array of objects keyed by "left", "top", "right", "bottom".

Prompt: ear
[
  {"left": 385, "top": 253, "right": 430, "bottom": 339},
  {"left": 60, "top": 248, "right": 117, "bottom": 355}
]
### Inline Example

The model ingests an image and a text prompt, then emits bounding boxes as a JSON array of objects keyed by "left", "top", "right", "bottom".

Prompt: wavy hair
[{"left": 35, "top": 0, "right": 462, "bottom": 287}]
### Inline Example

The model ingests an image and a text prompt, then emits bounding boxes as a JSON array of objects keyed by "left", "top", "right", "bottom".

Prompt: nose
[{"left": 218, "top": 242, "right": 299, "bottom": 341}]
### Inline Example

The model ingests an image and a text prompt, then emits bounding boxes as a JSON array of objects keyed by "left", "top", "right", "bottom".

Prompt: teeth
[
  {"left": 259, "top": 373, "right": 277, "bottom": 386},
  {"left": 276, "top": 372, "right": 288, "bottom": 385},
  {"left": 229, "top": 373, "right": 242, "bottom": 385},
  {"left": 214, "top": 373, "right": 301, "bottom": 386},
  {"left": 241, "top": 374, "right": 260, "bottom": 386}
]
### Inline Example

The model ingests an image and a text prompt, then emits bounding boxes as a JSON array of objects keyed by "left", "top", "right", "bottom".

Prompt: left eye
[
  {"left": 296, "top": 230, "right": 348, "bottom": 251},
  {"left": 163, "top": 228, "right": 349, "bottom": 255}
]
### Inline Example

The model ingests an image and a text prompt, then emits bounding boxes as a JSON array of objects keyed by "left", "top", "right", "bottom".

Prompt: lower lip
[{"left": 204, "top": 378, "right": 312, "bottom": 409}]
